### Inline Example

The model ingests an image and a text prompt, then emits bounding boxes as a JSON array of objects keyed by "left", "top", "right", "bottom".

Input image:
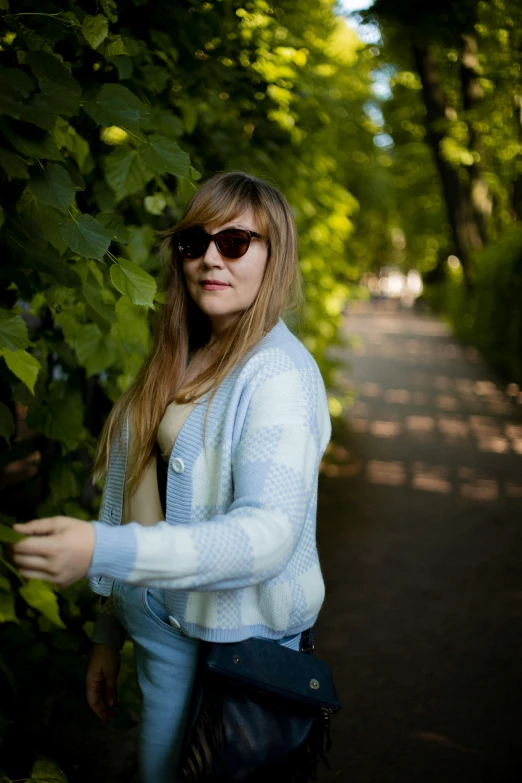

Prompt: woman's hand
[
  {"left": 86, "top": 643, "right": 121, "bottom": 723},
  {"left": 9, "top": 516, "right": 95, "bottom": 588}
]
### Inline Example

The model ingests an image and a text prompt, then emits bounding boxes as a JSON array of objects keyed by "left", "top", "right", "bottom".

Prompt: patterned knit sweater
[{"left": 87, "top": 317, "right": 332, "bottom": 647}]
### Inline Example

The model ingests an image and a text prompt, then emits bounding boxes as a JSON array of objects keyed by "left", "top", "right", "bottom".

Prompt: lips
[{"left": 200, "top": 280, "right": 228, "bottom": 291}]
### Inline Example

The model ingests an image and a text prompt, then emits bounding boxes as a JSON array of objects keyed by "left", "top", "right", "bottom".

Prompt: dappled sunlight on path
[{"left": 315, "top": 300, "right": 522, "bottom": 783}]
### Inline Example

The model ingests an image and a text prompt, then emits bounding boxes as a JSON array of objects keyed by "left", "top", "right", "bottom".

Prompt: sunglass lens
[
  {"left": 217, "top": 230, "right": 250, "bottom": 259},
  {"left": 176, "top": 229, "right": 208, "bottom": 258}
]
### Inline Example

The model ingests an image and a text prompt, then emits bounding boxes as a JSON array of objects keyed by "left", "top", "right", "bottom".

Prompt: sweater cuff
[
  {"left": 91, "top": 609, "right": 127, "bottom": 650},
  {"left": 87, "top": 521, "right": 137, "bottom": 582}
]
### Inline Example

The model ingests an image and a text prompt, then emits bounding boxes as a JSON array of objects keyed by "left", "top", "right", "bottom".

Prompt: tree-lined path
[{"left": 315, "top": 300, "right": 522, "bottom": 783}]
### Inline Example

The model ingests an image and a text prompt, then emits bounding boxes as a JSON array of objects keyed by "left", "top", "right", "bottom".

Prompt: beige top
[
  {"left": 121, "top": 346, "right": 217, "bottom": 527},
  {"left": 121, "top": 400, "right": 197, "bottom": 526}
]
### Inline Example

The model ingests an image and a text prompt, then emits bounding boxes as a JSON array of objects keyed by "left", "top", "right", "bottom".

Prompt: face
[{"left": 182, "top": 206, "right": 269, "bottom": 339}]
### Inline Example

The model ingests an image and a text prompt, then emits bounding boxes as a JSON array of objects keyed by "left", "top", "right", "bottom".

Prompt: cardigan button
[
  {"left": 171, "top": 457, "right": 185, "bottom": 473},
  {"left": 168, "top": 615, "right": 181, "bottom": 629}
]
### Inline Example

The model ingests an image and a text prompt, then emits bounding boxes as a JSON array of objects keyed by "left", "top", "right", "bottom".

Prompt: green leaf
[
  {"left": 49, "top": 462, "right": 79, "bottom": 504},
  {"left": 1, "top": 119, "right": 62, "bottom": 160},
  {"left": 26, "top": 51, "right": 81, "bottom": 99},
  {"left": 0, "top": 522, "right": 25, "bottom": 543},
  {"left": 27, "top": 385, "right": 84, "bottom": 451},
  {"left": 110, "top": 258, "right": 156, "bottom": 307},
  {"left": 24, "top": 242, "right": 81, "bottom": 288},
  {"left": 19, "top": 580, "right": 66, "bottom": 629},
  {"left": 126, "top": 224, "right": 155, "bottom": 262},
  {"left": 53, "top": 119, "right": 90, "bottom": 170},
  {"left": 20, "top": 95, "right": 56, "bottom": 131},
  {"left": 18, "top": 193, "right": 68, "bottom": 254},
  {"left": 82, "top": 14, "right": 109, "bottom": 49},
  {"left": 74, "top": 323, "right": 117, "bottom": 375},
  {"left": 82, "top": 282, "right": 117, "bottom": 323},
  {"left": 0, "top": 148, "right": 29, "bottom": 180},
  {"left": 0, "top": 309, "right": 29, "bottom": 351},
  {"left": 101, "top": 0, "right": 118, "bottom": 22},
  {"left": 0, "top": 66, "right": 34, "bottom": 97},
  {"left": 83, "top": 84, "right": 149, "bottom": 132},
  {"left": 30, "top": 163, "right": 75, "bottom": 212},
  {"left": 144, "top": 193, "right": 166, "bottom": 215},
  {"left": 106, "top": 36, "right": 128, "bottom": 57},
  {"left": 29, "top": 758, "right": 68, "bottom": 783},
  {"left": 61, "top": 214, "right": 112, "bottom": 260},
  {"left": 1, "top": 349, "right": 41, "bottom": 394},
  {"left": 0, "top": 402, "right": 15, "bottom": 445},
  {"left": 139, "top": 134, "right": 191, "bottom": 178},
  {"left": 95, "top": 211, "right": 130, "bottom": 242},
  {"left": 145, "top": 109, "right": 184, "bottom": 139},
  {"left": 0, "top": 592, "right": 18, "bottom": 624},
  {"left": 103, "top": 146, "right": 153, "bottom": 201}
]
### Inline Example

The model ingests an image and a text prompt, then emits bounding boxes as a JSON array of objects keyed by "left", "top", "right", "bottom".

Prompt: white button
[
  {"left": 168, "top": 615, "right": 181, "bottom": 629},
  {"left": 171, "top": 457, "right": 185, "bottom": 473}
]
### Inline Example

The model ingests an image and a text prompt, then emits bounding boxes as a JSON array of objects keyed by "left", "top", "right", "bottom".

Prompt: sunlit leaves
[
  {"left": 28, "top": 758, "right": 68, "bottom": 783},
  {"left": 0, "top": 523, "right": 25, "bottom": 544},
  {"left": 1, "top": 349, "right": 41, "bottom": 394},
  {"left": 19, "top": 580, "right": 66, "bottom": 629},
  {"left": 110, "top": 258, "right": 156, "bottom": 307},
  {"left": 74, "top": 323, "right": 118, "bottom": 375},
  {"left": 0, "top": 309, "right": 29, "bottom": 352}
]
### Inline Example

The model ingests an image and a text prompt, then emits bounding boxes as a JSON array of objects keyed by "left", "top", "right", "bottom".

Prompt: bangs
[{"left": 177, "top": 174, "right": 270, "bottom": 239}]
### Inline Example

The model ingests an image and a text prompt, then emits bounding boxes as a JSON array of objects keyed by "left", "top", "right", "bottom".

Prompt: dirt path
[{"left": 315, "top": 300, "right": 522, "bottom": 783}]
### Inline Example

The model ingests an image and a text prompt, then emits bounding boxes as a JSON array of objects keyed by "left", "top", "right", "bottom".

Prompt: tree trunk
[
  {"left": 512, "top": 93, "right": 522, "bottom": 221},
  {"left": 460, "top": 33, "right": 492, "bottom": 241},
  {"left": 413, "top": 44, "right": 484, "bottom": 289}
]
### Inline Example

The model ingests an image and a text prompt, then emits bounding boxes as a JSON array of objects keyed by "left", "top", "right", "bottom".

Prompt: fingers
[
  {"left": 11, "top": 535, "right": 54, "bottom": 557},
  {"left": 10, "top": 555, "right": 50, "bottom": 571},
  {"left": 88, "top": 680, "right": 118, "bottom": 723},
  {"left": 13, "top": 518, "right": 61, "bottom": 535}
]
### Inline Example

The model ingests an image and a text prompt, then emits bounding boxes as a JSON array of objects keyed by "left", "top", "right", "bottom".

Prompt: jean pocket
[{"left": 141, "top": 588, "right": 188, "bottom": 639}]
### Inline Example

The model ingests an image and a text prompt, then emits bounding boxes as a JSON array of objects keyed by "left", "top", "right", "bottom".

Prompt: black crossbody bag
[
  {"left": 177, "top": 629, "right": 341, "bottom": 782},
  {"left": 156, "top": 449, "right": 341, "bottom": 782}
]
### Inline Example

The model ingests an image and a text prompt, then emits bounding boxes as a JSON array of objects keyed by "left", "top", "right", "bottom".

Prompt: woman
[{"left": 10, "top": 171, "right": 332, "bottom": 782}]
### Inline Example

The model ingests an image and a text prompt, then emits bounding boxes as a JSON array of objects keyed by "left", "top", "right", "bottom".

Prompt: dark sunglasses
[{"left": 173, "top": 226, "right": 266, "bottom": 260}]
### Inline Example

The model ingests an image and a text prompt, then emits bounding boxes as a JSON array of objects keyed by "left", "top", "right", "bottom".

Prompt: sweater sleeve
[
  {"left": 90, "top": 594, "right": 127, "bottom": 650},
  {"left": 87, "top": 361, "right": 331, "bottom": 591}
]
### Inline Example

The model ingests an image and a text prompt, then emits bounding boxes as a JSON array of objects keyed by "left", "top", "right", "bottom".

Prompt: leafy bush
[
  {"left": 0, "top": 0, "right": 371, "bottom": 777},
  {"left": 425, "top": 225, "right": 522, "bottom": 384}
]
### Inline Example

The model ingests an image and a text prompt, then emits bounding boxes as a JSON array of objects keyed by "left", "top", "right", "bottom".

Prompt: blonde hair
[{"left": 93, "top": 171, "right": 304, "bottom": 493}]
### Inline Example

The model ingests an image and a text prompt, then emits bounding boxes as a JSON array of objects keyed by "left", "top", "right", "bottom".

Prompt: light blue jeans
[{"left": 112, "top": 580, "right": 301, "bottom": 783}]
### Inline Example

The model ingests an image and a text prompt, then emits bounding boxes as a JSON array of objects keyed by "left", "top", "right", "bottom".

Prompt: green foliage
[
  {"left": 0, "top": 0, "right": 376, "bottom": 775},
  {"left": 425, "top": 225, "right": 522, "bottom": 383}
]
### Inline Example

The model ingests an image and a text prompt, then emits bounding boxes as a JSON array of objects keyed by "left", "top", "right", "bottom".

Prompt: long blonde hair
[{"left": 93, "top": 171, "right": 304, "bottom": 493}]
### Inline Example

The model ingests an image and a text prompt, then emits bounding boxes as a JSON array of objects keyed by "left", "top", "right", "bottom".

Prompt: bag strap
[{"left": 299, "top": 627, "right": 315, "bottom": 655}]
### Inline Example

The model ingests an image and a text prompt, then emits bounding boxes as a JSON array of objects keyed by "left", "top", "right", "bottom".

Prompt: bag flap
[{"left": 204, "top": 638, "right": 341, "bottom": 712}]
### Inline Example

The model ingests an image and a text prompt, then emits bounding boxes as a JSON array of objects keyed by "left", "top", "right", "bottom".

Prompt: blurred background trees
[{"left": 0, "top": 0, "right": 521, "bottom": 778}]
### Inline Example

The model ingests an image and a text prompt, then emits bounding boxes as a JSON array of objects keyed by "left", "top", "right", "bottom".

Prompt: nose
[{"left": 202, "top": 237, "right": 225, "bottom": 267}]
